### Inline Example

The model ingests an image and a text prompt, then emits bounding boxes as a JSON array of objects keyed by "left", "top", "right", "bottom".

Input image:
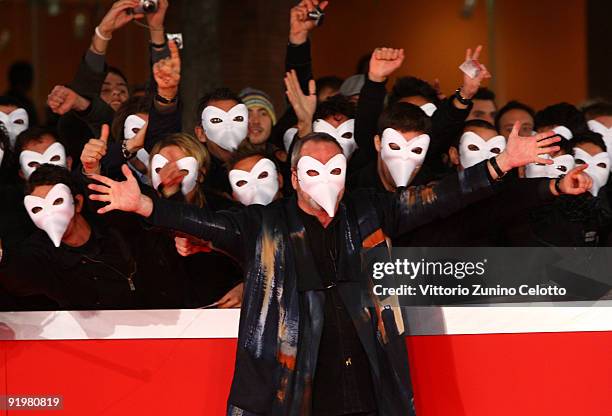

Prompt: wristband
[
  {"left": 454, "top": 87, "right": 472, "bottom": 106},
  {"left": 488, "top": 156, "right": 507, "bottom": 180},
  {"left": 554, "top": 177, "right": 564, "bottom": 195},
  {"left": 155, "top": 93, "right": 177, "bottom": 104},
  {"left": 150, "top": 40, "right": 167, "bottom": 49},
  {"left": 95, "top": 26, "right": 112, "bottom": 41}
]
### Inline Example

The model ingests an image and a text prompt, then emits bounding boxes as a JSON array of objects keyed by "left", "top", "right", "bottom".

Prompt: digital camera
[{"left": 133, "top": 0, "right": 158, "bottom": 14}]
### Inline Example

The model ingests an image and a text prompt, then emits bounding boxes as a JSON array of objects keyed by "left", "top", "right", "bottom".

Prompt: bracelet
[
  {"left": 150, "top": 40, "right": 167, "bottom": 49},
  {"left": 454, "top": 87, "right": 472, "bottom": 106},
  {"left": 488, "top": 156, "right": 507, "bottom": 180},
  {"left": 95, "top": 26, "right": 112, "bottom": 41},
  {"left": 155, "top": 93, "right": 177, "bottom": 104}
]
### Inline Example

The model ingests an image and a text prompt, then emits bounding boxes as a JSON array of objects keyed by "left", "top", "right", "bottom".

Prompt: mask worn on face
[
  {"left": 0, "top": 108, "right": 29, "bottom": 148},
  {"left": 19, "top": 142, "right": 67, "bottom": 179},
  {"left": 459, "top": 132, "right": 506, "bottom": 169},
  {"left": 151, "top": 154, "right": 199, "bottom": 196},
  {"left": 24, "top": 183, "right": 75, "bottom": 248},
  {"left": 229, "top": 158, "right": 279, "bottom": 206},
  {"left": 312, "top": 119, "right": 358, "bottom": 158},
  {"left": 380, "top": 128, "right": 430, "bottom": 187},
  {"left": 201, "top": 104, "right": 249, "bottom": 152},
  {"left": 297, "top": 154, "right": 346, "bottom": 217},
  {"left": 525, "top": 154, "right": 575, "bottom": 179},
  {"left": 124, "top": 114, "right": 150, "bottom": 166},
  {"left": 420, "top": 103, "right": 437, "bottom": 117},
  {"left": 552, "top": 125, "right": 573, "bottom": 141},
  {"left": 587, "top": 120, "right": 612, "bottom": 170},
  {"left": 283, "top": 127, "right": 298, "bottom": 153},
  {"left": 573, "top": 147, "right": 610, "bottom": 196}
]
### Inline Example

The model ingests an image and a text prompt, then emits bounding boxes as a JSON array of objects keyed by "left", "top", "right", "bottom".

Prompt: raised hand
[
  {"left": 97, "top": 0, "right": 142, "bottom": 39},
  {"left": 556, "top": 164, "right": 593, "bottom": 196},
  {"left": 47, "top": 85, "right": 90, "bottom": 115},
  {"left": 368, "top": 47, "right": 405, "bottom": 83},
  {"left": 81, "top": 124, "right": 110, "bottom": 175},
  {"left": 157, "top": 161, "right": 187, "bottom": 197},
  {"left": 216, "top": 283, "right": 244, "bottom": 309},
  {"left": 495, "top": 122, "right": 561, "bottom": 173},
  {"left": 88, "top": 164, "right": 152, "bottom": 216},
  {"left": 153, "top": 40, "right": 181, "bottom": 100},
  {"left": 284, "top": 70, "right": 317, "bottom": 137},
  {"left": 146, "top": 0, "right": 168, "bottom": 30},
  {"left": 289, "top": 0, "right": 329, "bottom": 45},
  {"left": 460, "top": 45, "right": 491, "bottom": 99}
]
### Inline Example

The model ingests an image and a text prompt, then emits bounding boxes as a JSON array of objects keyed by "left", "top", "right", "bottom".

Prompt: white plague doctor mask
[
  {"left": 587, "top": 120, "right": 612, "bottom": 171},
  {"left": 573, "top": 147, "right": 610, "bottom": 197},
  {"left": 24, "top": 183, "right": 75, "bottom": 247},
  {"left": 19, "top": 142, "right": 67, "bottom": 179},
  {"left": 420, "top": 103, "right": 437, "bottom": 117},
  {"left": 459, "top": 132, "right": 506, "bottom": 168},
  {"left": 123, "top": 114, "right": 151, "bottom": 166},
  {"left": 525, "top": 154, "right": 575, "bottom": 179},
  {"left": 312, "top": 119, "right": 358, "bottom": 159},
  {"left": 201, "top": 104, "right": 249, "bottom": 152},
  {"left": 229, "top": 158, "right": 279, "bottom": 206},
  {"left": 151, "top": 154, "right": 199, "bottom": 195},
  {"left": 380, "top": 128, "right": 430, "bottom": 187},
  {"left": 297, "top": 153, "right": 346, "bottom": 217},
  {"left": 0, "top": 108, "right": 29, "bottom": 148}
]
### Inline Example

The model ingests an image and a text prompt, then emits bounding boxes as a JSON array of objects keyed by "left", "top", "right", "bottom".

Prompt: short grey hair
[{"left": 290, "top": 132, "right": 343, "bottom": 168}]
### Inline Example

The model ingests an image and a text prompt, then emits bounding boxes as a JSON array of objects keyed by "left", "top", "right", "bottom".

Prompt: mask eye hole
[
  {"left": 341, "top": 132, "right": 353, "bottom": 139},
  {"left": 388, "top": 143, "right": 401, "bottom": 151},
  {"left": 132, "top": 128, "right": 140, "bottom": 135},
  {"left": 558, "top": 165, "right": 568, "bottom": 172},
  {"left": 31, "top": 206, "right": 43, "bottom": 214},
  {"left": 575, "top": 159, "right": 586, "bottom": 165},
  {"left": 490, "top": 147, "right": 501, "bottom": 154},
  {"left": 13, "top": 119, "right": 24, "bottom": 125},
  {"left": 257, "top": 171, "right": 269, "bottom": 179},
  {"left": 28, "top": 161, "right": 40, "bottom": 168},
  {"left": 236, "top": 180, "right": 248, "bottom": 187},
  {"left": 50, "top": 155, "right": 61, "bottom": 162},
  {"left": 210, "top": 118, "right": 222, "bottom": 124},
  {"left": 412, "top": 147, "right": 423, "bottom": 155},
  {"left": 233, "top": 116, "right": 244, "bottom": 122},
  {"left": 155, "top": 167, "right": 162, "bottom": 173},
  {"left": 53, "top": 198, "right": 64, "bottom": 206},
  {"left": 468, "top": 144, "right": 480, "bottom": 151},
  {"left": 597, "top": 162, "right": 607, "bottom": 169},
  {"left": 330, "top": 168, "right": 342, "bottom": 176},
  {"left": 179, "top": 169, "right": 189, "bottom": 175},
  {"left": 306, "top": 169, "right": 320, "bottom": 177}
]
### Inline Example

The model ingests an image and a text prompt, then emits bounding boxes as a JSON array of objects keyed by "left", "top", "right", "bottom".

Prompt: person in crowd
[
  {"left": 0, "top": 96, "right": 30, "bottom": 149},
  {"left": 495, "top": 100, "right": 536, "bottom": 138},
  {"left": 339, "top": 74, "right": 365, "bottom": 103},
  {"left": 316, "top": 75, "right": 344, "bottom": 102},
  {"left": 14, "top": 128, "right": 71, "bottom": 179},
  {"left": 4, "top": 61, "right": 38, "bottom": 126},
  {"left": 466, "top": 87, "right": 497, "bottom": 125}
]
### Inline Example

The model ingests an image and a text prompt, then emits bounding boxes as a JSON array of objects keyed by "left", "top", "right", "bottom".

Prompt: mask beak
[{"left": 313, "top": 184, "right": 339, "bottom": 217}]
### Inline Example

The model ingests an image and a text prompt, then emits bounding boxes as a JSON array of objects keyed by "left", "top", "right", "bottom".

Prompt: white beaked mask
[
  {"left": 587, "top": 120, "right": 612, "bottom": 170},
  {"left": 19, "top": 142, "right": 67, "bottom": 179},
  {"left": 380, "top": 128, "right": 430, "bottom": 187},
  {"left": 123, "top": 114, "right": 150, "bottom": 166},
  {"left": 283, "top": 127, "right": 298, "bottom": 153},
  {"left": 0, "top": 108, "right": 29, "bottom": 148},
  {"left": 552, "top": 125, "right": 573, "bottom": 141},
  {"left": 229, "top": 158, "right": 279, "bottom": 206},
  {"left": 201, "top": 104, "right": 248, "bottom": 152},
  {"left": 525, "top": 154, "right": 575, "bottom": 179},
  {"left": 151, "top": 154, "right": 199, "bottom": 195},
  {"left": 312, "top": 119, "right": 358, "bottom": 159},
  {"left": 573, "top": 147, "right": 610, "bottom": 197},
  {"left": 420, "top": 103, "right": 437, "bottom": 117},
  {"left": 297, "top": 154, "right": 346, "bottom": 217},
  {"left": 459, "top": 132, "right": 506, "bottom": 169},
  {"left": 24, "top": 184, "right": 75, "bottom": 248}
]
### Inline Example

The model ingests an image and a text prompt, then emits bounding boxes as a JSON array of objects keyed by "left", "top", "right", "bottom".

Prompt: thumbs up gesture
[{"left": 81, "top": 124, "right": 110, "bottom": 175}]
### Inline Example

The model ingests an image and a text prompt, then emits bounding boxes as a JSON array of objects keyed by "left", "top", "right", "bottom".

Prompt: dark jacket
[{"left": 145, "top": 160, "right": 495, "bottom": 415}]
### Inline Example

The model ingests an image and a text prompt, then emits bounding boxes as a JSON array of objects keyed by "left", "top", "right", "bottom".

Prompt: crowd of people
[{"left": 1, "top": 0, "right": 610, "bottom": 414}]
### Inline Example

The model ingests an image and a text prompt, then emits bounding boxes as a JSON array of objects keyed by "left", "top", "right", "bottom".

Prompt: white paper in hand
[{"left": 459, "top": 59, "right": 482, "bottom": 79}]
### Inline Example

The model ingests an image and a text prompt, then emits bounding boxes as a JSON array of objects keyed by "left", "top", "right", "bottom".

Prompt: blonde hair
[{"left": 150, "top": 133, "right": 211, "bottom": 207}]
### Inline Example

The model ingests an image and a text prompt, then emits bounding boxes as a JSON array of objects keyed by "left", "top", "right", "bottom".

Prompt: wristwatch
[
  {"left": 488, "top": 156, "right": 507, "bottom": 180},
  {"left": 454, "top": 87, "right": 472, "bottom": 106},
  {"left": 155, "top": 93, "right": 177, "bottom": 105}
]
